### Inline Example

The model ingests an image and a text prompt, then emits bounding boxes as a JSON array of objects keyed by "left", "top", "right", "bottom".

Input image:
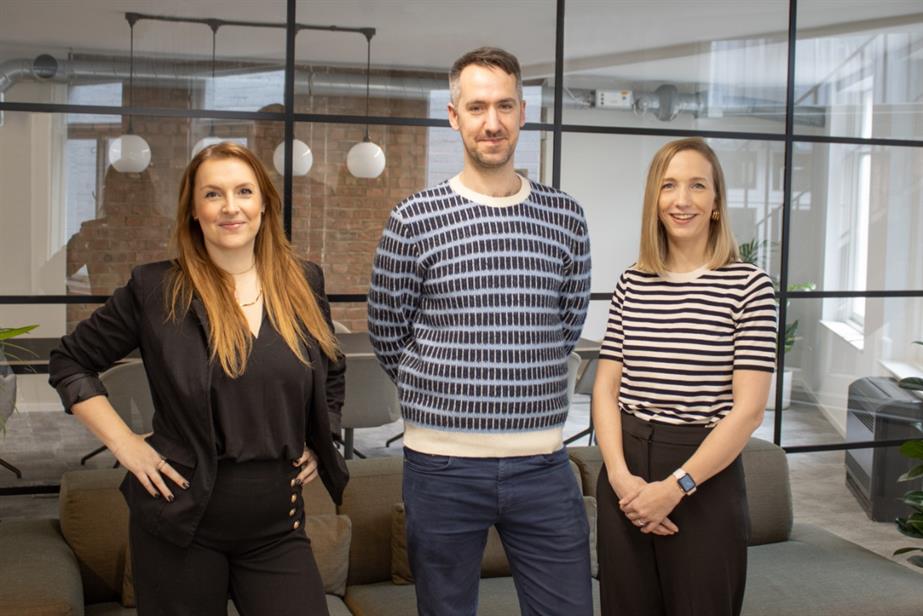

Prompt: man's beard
[{"left": 464, "top": 135, "right": 517, "bottom": 170}]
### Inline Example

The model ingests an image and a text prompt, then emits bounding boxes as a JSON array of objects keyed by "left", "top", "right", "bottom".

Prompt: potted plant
[
  {"left": 738, "top": 239, "right": 814, "bottom": 409},
  {"left": 0, "top": 325, "right": 38, "bottom": 432},
  {"left": 892, "top": 342, "right": 923, "bottom": 567}
]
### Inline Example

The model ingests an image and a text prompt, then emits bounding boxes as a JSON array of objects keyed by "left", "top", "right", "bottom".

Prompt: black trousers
[
  {"left": 130, "top": 459, "right": 329, "bottom": 616},
  {"left": 597, "top": 412, "right": 749, "bottom": 616}
]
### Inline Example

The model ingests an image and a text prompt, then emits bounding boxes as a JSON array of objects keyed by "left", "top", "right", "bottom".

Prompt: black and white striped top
[{"left": 599, "top": 263, "right": 777, "bottom": 426}]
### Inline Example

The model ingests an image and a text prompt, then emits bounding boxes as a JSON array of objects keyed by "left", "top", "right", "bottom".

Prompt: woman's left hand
[
  {"left": 619, "top": 480, "right": 684, "bottom": 534},
  {"left": 292, "top": 447, "right": 319, "bottom": 485}
]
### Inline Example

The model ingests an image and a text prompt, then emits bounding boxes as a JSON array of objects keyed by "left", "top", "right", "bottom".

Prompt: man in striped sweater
[{"left": 369, "top": 47, "right": 593, "bottom": 615}]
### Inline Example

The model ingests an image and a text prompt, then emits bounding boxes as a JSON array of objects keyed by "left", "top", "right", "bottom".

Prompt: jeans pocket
[{"left": 404, "top": 448, "right": 453, "bottom": 473}]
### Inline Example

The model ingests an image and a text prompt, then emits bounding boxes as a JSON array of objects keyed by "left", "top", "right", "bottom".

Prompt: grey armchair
[
  {"left": 80, "top": 360, "right": 154, "bottom": 465},
  {"left": 340, "top": 355, "right": 401, "bottom": 459}
]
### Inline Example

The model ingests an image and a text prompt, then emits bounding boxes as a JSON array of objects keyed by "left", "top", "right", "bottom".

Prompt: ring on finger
[{"left": 156, "top": 457, "right": 166, "bottom": 471}]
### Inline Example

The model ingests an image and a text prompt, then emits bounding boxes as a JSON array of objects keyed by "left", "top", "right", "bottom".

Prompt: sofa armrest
[
  {"left": 0, "top": 518, "right": 84, "bottom": 616},
  {"left": 741, "top": 438, "right": 793, "bottom": 546}
]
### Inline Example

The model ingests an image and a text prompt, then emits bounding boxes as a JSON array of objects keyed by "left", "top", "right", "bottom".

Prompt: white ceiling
[{"left": 0, "top": 0, "right": 920, "bottom": 85}]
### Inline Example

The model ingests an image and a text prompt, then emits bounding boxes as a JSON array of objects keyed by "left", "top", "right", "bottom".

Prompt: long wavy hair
[
  {"left": 636, "top": 137, "right": 739, "bottom": 276},
  {"left": 167, "top": 142, "right": 338, "bottom": 377}
]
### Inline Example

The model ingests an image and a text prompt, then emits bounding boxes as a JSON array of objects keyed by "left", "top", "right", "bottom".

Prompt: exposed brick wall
[{"left": 66, "top": 69, "right": 431, "bottom": 333}]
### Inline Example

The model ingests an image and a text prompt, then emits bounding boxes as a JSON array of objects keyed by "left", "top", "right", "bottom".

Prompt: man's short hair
[{"left": 449, "top": 47, "right": 523, "bottom": 104}]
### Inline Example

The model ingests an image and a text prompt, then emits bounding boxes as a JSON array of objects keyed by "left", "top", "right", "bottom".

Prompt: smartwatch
[{"left": 672, "top": 468, "right": 697, "bottom": 496}]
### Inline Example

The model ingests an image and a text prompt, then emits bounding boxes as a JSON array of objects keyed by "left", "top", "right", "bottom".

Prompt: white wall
[{"left": 0, "top": 82, "right": 68, "bottom": 411}]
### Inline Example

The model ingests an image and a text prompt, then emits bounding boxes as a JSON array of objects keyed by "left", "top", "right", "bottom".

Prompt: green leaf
[
  {"left": 899, "top": 377, "right": 923, "bottom": 391},
  {"left": 912, "top": 340, "right": 923, "bottom": 347},
  {"left": 900, "top": 440, "right": 923, "bottom": 460},
  {"left": 902, "top": 490, "right": 923, "bottom": 509},
  {"left": 896, "top": 518, "right": 923, "bottom": 539},
  {"left": 894, "top": 546, "right": 923, "bottom": 556},
  {"left": 899, "top": 464, "right": 923, "bottom": 482},
  {"left": 0, "top": 325, "right": 38, "bottom": 341}
]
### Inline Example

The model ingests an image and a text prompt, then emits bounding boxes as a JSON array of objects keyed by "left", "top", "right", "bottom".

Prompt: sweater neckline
[
  {"left": 449, "top": 173, "right": 531, "bottom": 208},
  {"left": 661, "top": 264, "right": 712, "bottom": 283}
]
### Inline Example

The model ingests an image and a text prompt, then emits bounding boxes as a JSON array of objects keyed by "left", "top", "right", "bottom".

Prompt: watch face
[{"left": 678, "top": 474, "right": 696, "bottom": 492}]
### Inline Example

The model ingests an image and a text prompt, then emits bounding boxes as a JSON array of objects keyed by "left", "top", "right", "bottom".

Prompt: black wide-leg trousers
[
  {"left": 129, "top": 459, "right": 329, "bottom": 616},
  {"left": 597, "top": 412, "right": 750, "bottom": 616}
]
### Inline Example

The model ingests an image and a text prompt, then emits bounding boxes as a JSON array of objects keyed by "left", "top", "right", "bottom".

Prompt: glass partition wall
[{"left": 1, "top": 0, "right": 921, "bottom": 493}]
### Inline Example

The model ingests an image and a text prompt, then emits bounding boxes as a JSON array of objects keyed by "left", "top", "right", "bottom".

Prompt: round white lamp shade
[
  {"left": 273, "top": 139, "right": 313, "bottom": 176},
  {"left": 109, "top": 134, "right": 151, "bottom": 173},
  {"left": 191, "top": 136, "right": 225, "bottom": 158},
  {"left": 346, "top": 139, "right": 386, "bottom": 179}
]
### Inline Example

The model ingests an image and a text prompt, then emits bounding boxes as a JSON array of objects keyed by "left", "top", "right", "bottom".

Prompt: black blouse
[{"left": 211, "top": 314, "right": 312, "bottom": 462}]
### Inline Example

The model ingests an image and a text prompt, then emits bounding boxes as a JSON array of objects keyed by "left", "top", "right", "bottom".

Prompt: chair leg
[
  {"left": 344, "top": 428, "right": 354, "bottom": 460},
  {"left": 0, "top": 457, "right": 22, "bottom": 478},
  {"left": 386, "top": 431, "right": 404, "bottom": 447},
  {"left": 81, "top": 445, "right": 106, "bottom": 466}
]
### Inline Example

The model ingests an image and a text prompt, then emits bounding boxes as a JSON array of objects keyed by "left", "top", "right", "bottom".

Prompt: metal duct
[{"left": 1, "top": 54, "right": 816, "bottom": 124}]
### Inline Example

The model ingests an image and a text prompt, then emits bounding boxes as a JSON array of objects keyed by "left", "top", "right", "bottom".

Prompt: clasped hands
[{"left": 611, "top": 472, "right": 684, "bottom": 536}]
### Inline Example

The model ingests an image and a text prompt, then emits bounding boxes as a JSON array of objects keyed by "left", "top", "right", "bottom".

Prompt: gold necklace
[
  {"left": 237, "top": 288, "right": 262, "bottom": 308},
  {"left": 223, "top": 260, "right": 256, "bottom": 276}
]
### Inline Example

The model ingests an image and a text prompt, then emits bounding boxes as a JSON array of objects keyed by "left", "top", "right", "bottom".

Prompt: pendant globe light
[
  {"left": 273, "top": 138, "right": 313, "bottom": 176},
  {"left": 346, "top": 32, "right": 385, "bottom": 179},
  {"left": 110, "top": 16, "right": 151, "bottom": 173},
  {"left": 192, "top": 22, "right": 224, "bottom": 158}
]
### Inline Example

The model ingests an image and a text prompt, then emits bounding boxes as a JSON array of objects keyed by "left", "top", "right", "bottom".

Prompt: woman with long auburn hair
[
  {"left": 592, "top": 138, "right": 777, "bottom": 615},
  {"left": 50, "top": 142, "right": 347, "bottom": 615}
]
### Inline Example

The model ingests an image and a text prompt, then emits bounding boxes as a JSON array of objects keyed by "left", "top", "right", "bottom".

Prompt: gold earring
[{"left": 711, "top": 210, "right": 720, "bottom": 222}]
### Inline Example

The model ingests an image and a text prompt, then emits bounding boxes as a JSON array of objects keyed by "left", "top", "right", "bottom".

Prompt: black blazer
[{"left": 49, "top": 260, "right": 348, "bottom": 547}]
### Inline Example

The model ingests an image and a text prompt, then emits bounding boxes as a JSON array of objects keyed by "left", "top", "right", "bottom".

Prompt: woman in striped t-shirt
[{"left": 592, "top": 138, "right": 777, "bottom": 616}]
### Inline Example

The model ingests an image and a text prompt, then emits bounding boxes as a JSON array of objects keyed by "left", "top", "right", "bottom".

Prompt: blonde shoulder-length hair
[
  {"left": 167, "top": 142, "right": 338, "bottom": 377},
  {"left": 636, "top": 137, "right": 739, "bottom": 276}
]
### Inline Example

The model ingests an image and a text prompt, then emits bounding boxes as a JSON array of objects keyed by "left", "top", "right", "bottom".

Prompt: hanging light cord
[
  {"left": 363, "top": 33, "right": 372, "bottom": 141},
  {"left": 127, "top": 18, "right": 135, "bottom": 132},
  {"left": 209, "top": 23, "right": 218, "bottom": 136}
]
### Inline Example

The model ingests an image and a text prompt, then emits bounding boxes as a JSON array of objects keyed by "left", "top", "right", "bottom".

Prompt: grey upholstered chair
[
  {"left": 80, "top": 360, "right": 155, "bottom": 465},
  {"left": 340, "top": 355, "right": 401, "bottom": 459}
]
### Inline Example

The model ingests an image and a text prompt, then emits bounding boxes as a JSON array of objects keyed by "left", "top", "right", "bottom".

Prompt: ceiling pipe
[{"left": 0, "top": 54, "right": 821, "bottom": 125}]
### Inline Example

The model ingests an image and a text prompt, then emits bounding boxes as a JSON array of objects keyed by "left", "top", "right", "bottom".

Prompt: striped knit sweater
[
  {"left": 368, "top": 174, "right": 591, "bottom": 457},
  {"left": 599, "top": 263, "right": 777, "bottom": 426}
]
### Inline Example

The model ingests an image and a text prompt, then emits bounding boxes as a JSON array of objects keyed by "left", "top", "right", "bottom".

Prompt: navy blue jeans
[{"left": 403, "top": 447, "right": 593, "bottom": 616}]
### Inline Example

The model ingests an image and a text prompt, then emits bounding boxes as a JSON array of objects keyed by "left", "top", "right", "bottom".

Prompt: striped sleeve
[
  {"left": 598, "top": 272, "right": 627, "bottom": 363},
  {"left": 559, "top": 212, "right": 592, "bottom": 355},
  {"left": 368, "top": 207, "right": 422, "bottom": 382},
  {"left": 733, "top": 270, "right": 778, "bottom": 372}
]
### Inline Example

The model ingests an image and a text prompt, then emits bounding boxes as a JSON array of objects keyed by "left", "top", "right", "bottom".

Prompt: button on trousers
[{"left": 129, "top": 459, "right": 328, "bottom": 616}]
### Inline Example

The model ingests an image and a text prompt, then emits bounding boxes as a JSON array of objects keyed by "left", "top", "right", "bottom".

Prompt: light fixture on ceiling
[
  {"left": 192, "top": 21, "right": 224, "bottom": 158},
  {"left": 109, "top": 16, "right": 151, "bottom": 173},
  {"left": 346, "top": 31, "right": 385, "bottom": 179},
  {"left": 273, "top": 139, "right": 313, "bottom": 176}
]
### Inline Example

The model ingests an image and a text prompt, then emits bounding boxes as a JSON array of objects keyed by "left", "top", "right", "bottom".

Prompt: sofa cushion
[
  {"left": 345, "top": 577, "right": 603, "bottom": 616},
  {"left": 59, "top": 469, "right": 129, "bottom": 605},
  {"left": 389, "top": 497, "right": 598, "bottom": 584},
  {"left": 0, "top": 519, "right": 84, "bottom": 616},
  {"left": 744, "top": 523, "right": 923, "bottom": 616},
  {"left": 307, "top": 514, "right": 352, "bottom": 596},
  {"left": 339, "top": 456, "right": 406, "bottom": 586}
]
